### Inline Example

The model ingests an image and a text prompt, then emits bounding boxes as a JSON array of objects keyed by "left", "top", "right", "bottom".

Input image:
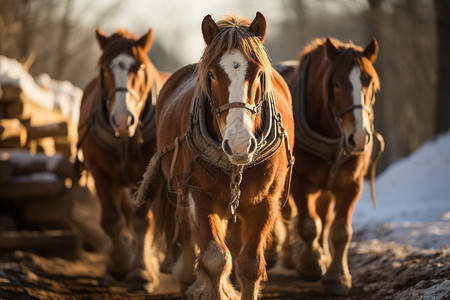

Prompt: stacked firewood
[
  {"left": 0, "top": 83, "right": 73, "bottom": 157},
  {"left": 0, "top": 69, "right": 105, "bottom": 252}
]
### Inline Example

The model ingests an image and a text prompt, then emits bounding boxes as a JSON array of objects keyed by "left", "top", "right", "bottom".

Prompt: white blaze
[
  {"left": 349, "top": 67, "right": 368, "bottom": 131},
  {"left": 110, "top": 53, "right": 135, "bottom": 115},
  {"left": 219, "top": 49, "right": 254, "bottom": 150}
]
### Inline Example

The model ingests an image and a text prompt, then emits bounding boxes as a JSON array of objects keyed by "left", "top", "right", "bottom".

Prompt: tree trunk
[{"left": 434, "top": 0, "right": 450, "bottom": 134}]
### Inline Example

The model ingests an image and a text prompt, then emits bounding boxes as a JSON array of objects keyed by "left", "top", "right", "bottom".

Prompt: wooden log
[
  {"left": 54, "top": 136, "right": 72, "bottom": 158},
  {"left": 0, "top": 172, "right": 65, "bottom": 200},
  {"left": 0, "top": 230, "right": 78, "bottom": 251},
  {"left": 0, "top": 119, "right": 26, "bottom": 145},
  {"left": 25, "top": 186, "right": 74, "bottom": 223},
  {"left": 25, "top": 122, "right": 68, "bottom": 141},
  {"left": 0, "top": 85, "right": 23, "bottom": 102},
  {"left": 0, "top": 100, "right": 24, "bottom": 119},
  {"left": 3, "top": 149, "right": 76, "bottom": 179}
]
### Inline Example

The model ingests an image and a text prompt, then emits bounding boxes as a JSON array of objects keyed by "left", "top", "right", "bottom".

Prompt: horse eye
[
  {"left": 332, "top": 80, "right": 340, "bottom": 88},
  {"left": 208, "top": 71, "right": 215, "bottom": 80}
]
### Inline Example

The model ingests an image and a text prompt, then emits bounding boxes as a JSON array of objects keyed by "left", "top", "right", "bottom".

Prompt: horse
[
  {"left": 76, "top": 27, "right": 170, "bottom": 292},
  {"left": 275, "top": 37, "right": 384, "bottom": 296},
  {"left": 134, "top": 12, "right": 295, "bottom": 300}
]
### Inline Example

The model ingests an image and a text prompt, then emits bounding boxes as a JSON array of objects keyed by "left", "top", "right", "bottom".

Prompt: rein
[{"left": 293, "top": 54, "right": 384, "bottom": 208}]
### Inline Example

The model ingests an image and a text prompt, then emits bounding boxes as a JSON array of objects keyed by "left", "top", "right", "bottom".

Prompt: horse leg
[
  {"left": 236, "top": 200, "right": 276, "bottom": 300},
  {"left": 187, "top": 194, "right": 239, "bottom": 300},
  {"left": 93, "top": 168, "right": 132, "bottom": 280},
  {"left": 321, "top": 182, "right": 361, "bottom": 296},
  {"left": 172, "top": 221, "right": 197, "bottom": 296},
  {"left": 292, "top": 180, "right": 327, "bottom": 281},
  {"left": 280, "top": 195, "right": 297, "bottom": 269},
  {"left": 316, "top": 193, "right": 334, "bottom": 267},
  {"left": 126, "top": 204, "right": 159, "bottom": 292}
]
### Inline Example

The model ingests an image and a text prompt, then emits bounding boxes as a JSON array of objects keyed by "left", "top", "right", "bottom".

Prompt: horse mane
[
  {"left": 299, "top": 37, "right": 380, "bottom": 93},
  {"left": 97, "top": 29, "right": 151, "bottom": 68},
  {"left": 194, "top": 14, "right": 273, "bottom": 98}
]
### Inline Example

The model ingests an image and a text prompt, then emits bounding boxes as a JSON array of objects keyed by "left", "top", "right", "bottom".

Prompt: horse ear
[
  {"left": 363, "top": 38, "right": 378, "bottom": 63},
  {"left": 202, "top": 15, "right": 219, "bottom": 46},
  {"left": 95, "top": 27, "right": 108, "bottom": 50},
  {"left": 249, "top": 11, "right": 267, "bottom": 43},
  {"left": 324, "top": 37, "right": 339, "bottom": 61},
  {"left": 138, "top": 28, "right": 154, "bottom": 53}
]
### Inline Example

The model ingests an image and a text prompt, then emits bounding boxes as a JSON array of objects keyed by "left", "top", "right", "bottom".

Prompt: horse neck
[{"left": 305, "top": 55, "right": 340, "bottom": 138}]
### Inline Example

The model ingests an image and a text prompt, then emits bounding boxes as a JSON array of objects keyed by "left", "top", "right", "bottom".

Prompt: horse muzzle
[
  {"left": 345, "top": 129, "right": 371, "bottom": 153},
  {"left": 110, "top": 113, "right": 137, "bottom": 137},
  {"left": 222, "top": 136, "right": 257, "bottom": 165}
]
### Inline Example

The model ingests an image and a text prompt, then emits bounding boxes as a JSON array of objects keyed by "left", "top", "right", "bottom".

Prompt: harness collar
[{"left": 187, "top": 76, "right": 284, "bottom": 174}]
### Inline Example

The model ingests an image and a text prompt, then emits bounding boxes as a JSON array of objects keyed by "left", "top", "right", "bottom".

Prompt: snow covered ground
[
  {"left": 0, "top": 55, "right": 82, "bottom": 124},
  {"left": 353, "top": 130, "right": 450, "bottom": 250}
]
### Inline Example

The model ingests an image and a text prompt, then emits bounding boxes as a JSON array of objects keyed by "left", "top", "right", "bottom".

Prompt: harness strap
[
  {"left": 279, "top": 114, "right": 295, "bottom": 210},
  {"left": 214, "top": 101, "right": 262, "bottom": 115},
  {"left": 369, "top": 130, "right": 385, "bottom": 209}
]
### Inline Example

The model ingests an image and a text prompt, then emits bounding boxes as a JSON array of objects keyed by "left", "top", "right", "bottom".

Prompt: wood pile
[
  {"left": 0, "top": 79, "right": 105, "bottom": 252},
  {"left": 0, "top": 83, "right": 75, "bottom": 158}
]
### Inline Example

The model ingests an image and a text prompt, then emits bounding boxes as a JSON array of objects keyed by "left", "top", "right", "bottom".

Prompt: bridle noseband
[
  {"left": 206, "top": 72, "right": 266, "bottom": 118},
  {"left": 328, "top": 80, "right": 374, "bottom": 126},
  {"left": 100, "top": 64, "right": 149, "bottom": 107}
]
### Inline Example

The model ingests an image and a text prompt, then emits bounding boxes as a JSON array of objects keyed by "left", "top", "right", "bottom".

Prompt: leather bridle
[
  {"left": 205, "top": 71, "right": 266, "bottom": 119},
  {"left": 99, "top": 63, "right": 149, "bottom": 107}
]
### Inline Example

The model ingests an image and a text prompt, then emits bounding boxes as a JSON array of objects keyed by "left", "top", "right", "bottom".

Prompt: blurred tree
[
  {"left": 0, "top": 0, "right": 122, "bottom": 82},
  {"left": 434, "top": 0, "right": 450, "bottom": 134}
]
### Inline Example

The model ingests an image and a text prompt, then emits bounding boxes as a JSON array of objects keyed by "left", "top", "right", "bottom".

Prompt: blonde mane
[{"left": 195, "top": 14, "right": 273, "bottom": 98}]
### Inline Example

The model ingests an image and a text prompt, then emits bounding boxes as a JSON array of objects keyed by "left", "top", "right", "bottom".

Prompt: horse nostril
[
  {"left": 248, "top": 137, "right": 257, "bottom": 154},
  {"left": 365, "top": 130, "right": 371, "bottom": 145},
  {"left": 348, "top": 134, "right": 356, "bottom": 148},
  {"left": 111, "top": 116, "right": 118, "bottom": 127},
  {"left": 128, "top": 114, "right": 135, "bottom": 126},
  {"left": 222, "top": 139, "right": 233, "bottom": 156}
]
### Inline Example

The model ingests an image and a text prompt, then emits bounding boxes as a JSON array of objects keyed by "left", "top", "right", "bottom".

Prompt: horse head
[
  {"left": 95, "top": 27, "right": 154, "bottom": 138},
  {"left": 324, "top": 37, "right": 379, "bottom": 153},
  {"left": 198, "top": 12, "right": 271, "bottom": 165}
]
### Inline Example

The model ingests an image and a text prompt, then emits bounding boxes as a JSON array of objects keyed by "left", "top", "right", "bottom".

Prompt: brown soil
[{"left": 0, "top": 239, "right": 449, "bottom": 300}]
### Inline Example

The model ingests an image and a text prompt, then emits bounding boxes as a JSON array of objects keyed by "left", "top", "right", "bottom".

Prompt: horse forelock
[
  {"left": 195, "top": 14, "right": 273, "bottom": 100},
  {"left": 98, "top": 31, "right": 151, "bottom": 71}
]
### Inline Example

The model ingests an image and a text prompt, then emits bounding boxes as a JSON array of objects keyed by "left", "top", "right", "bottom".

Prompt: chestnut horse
[
  {"left": 135, "top": 12, "right": 294, "bottom": 299},
  {"left": 276, "top": 37, "right": 383, "bottom": 295},
  {"left": 77, "top": 28, "right": 169, "bottom": 291}
]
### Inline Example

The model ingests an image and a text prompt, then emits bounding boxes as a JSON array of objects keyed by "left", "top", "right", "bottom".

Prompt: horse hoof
[
  {"left": 296, "top": 260, "right": 326, "bottom": 281},
  {"left": 127, "top": 280, "right": 156, "bottom": 293},
  {"left": 107, "top": 269, "right": 128, "bottom": 281},
  {"left": 321, "top": 282, "right": 350, "bottom": 296},
  {"left": 126, "top": 269, "right": 158, "bottom": 292},
  {"left": 297, "top": 271, "right": 323, "bottom": 282}
]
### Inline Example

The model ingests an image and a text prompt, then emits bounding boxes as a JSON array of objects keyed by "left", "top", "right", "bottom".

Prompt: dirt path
[{"left": 0, "top": 239, "right": 449, "bottom": 300}]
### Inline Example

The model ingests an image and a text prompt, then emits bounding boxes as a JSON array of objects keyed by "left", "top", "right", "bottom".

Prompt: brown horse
[
  {"left": 275, "top": 37, "right": 383, "bottom": 296},
  {"left": 135, "top": 12, "right": 294, "bottom": 299},
  {"left": 77, "top": 28, "right": 170, "bottom": 291}
]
